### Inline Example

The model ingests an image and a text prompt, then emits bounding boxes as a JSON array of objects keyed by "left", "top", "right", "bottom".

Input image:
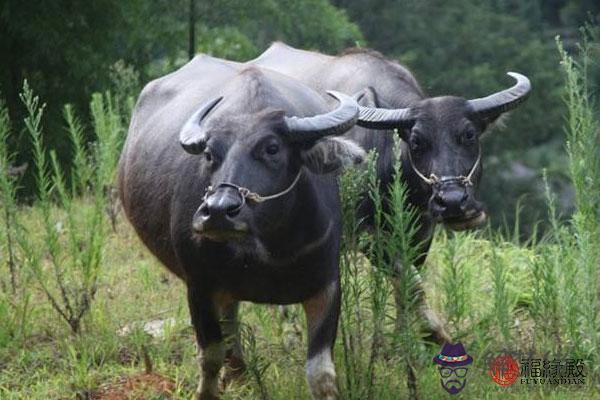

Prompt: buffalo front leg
[
  {"left": 220, "top": 301, "right": 246, "bottom": 383},
  {"left": 303, "top": 280, "right": 340, "bottom": 400},
  {"left": 188, "top": 286, "right": 225, "bottom": 400}
]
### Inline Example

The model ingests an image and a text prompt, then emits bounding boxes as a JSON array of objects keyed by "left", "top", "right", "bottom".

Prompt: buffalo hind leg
[
  {"left": 388, "top": 218, "right": 451, "bottom": 345},
  {"left": 188, "top": 286, "right": 225, "bottom": 400},
  {"left": 365, "top": 248, "right": 451, "bottom": 344},
  {"left": 410, "top": 233, "right": 451, "bottom": 344},
  {"left": 303, "top": 281, "right": 340, "bottom": 400},
  {"left": 392, "top": 261, "right": 451, "bottom": 345}
]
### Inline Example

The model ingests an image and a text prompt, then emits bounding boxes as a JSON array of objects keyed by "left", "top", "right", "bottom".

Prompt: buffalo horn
[
  {"left": 468, "top": 72, "right": 531, "bottom": 120},
  {"left": 283, "top": 91, "right": 359, "bottom": 142},
  {"left": 179, "top": 96, "right": 223, "bottom": 154}
]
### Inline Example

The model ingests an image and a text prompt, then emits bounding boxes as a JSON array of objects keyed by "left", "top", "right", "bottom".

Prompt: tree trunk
[{"left": 188, "top": 0, "right": 196, "bottom": 60}]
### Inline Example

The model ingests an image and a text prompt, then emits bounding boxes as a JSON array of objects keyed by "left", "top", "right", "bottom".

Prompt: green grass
[{"left": 0, "top": 210, "right": 597, "bottom": 399}]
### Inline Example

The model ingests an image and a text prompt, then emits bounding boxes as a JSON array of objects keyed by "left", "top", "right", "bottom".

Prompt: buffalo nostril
[
  {"left": 460, "top": 193, "right": 469, "bottom": 211},
  {"left": 432, "top": 193, "right": 447, "bottom": 214},
  {"left": 198, "top": 203, "right": 210, "bottom": 217},
  {"left": 226, "top": 206, "right": 241, "bottom": 218},
  {"left": 434, "top": 193, "right": 446, "bottom": 208}
]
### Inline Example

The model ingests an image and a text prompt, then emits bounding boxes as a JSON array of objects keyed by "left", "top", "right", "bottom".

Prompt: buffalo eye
[
  {"left": 461, "top": 129, "right": 477, "bottom": 146},
  {"left": 409, "top": 133, "right": 427, "bottom": 153},
  {"left": 266, "top": 143, "right": 280, "bottom": 156},
  {"left": 203, "top": 149, "right": 213, "bottom": 163}
]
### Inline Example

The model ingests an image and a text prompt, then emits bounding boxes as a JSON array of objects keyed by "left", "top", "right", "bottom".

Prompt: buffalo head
[
  {"left": 179, "top": 91, "right": 364, "bottom": 242},
  {"left": 357, "top": 72, "right": 531, "bottom": 230}
]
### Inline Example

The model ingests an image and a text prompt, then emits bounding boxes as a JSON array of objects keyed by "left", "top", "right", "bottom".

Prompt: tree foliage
[
  {"left": 0, "top": 0, "right": 361, "bottom": 194},
  {"left": 1, "top": 0, "right": 598, "bottom": 231}
]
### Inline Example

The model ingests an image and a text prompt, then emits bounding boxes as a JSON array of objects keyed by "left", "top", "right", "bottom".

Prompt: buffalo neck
[{"left": 254, "top": 171, "right": 337, "bottom": 264}]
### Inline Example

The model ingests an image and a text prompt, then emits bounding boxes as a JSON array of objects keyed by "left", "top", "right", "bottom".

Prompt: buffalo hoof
[
  {"left": 196, "top": 390, "right": 220, "bottom": 400},
  {"left": 308, "top": 372, "right": 338, "bottom": 400},
  {"left": 222, "top": 358, "right": 247, "bottom": 386}
]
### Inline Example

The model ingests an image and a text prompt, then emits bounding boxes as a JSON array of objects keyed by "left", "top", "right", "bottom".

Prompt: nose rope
[
  {"left": 203, "top": 170, "right": 303, "bottom": 210},
  {"left": 406, "top": 144, "right": 481, "bottom": 187}
]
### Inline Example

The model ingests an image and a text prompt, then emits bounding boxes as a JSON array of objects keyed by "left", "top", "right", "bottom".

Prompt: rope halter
[
  {"left": 406, "top": 144, "right": 481, "bottom": 188},
  {"left": 202, "top": 170, "right": 303, "bottom": 214}
]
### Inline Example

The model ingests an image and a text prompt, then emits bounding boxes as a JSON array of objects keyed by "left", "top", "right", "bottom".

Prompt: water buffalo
[
  {"left": 252, "top": 42, "right": 531, "bottom": 343},
  {"left": 118, "top": 56, "right": 365, "bottom": 400}
]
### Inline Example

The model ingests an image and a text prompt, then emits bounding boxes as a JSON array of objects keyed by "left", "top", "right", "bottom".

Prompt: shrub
[{"left": 17, "top": 81, "right": 126, "bottom": 334}]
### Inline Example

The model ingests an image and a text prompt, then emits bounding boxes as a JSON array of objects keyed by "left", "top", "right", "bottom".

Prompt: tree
[
  {"left": 0, "top": 1, "right": 185, "bottom": 163},
  {"left": 1, "top": 0, "right": 361, "bottom": 194}
]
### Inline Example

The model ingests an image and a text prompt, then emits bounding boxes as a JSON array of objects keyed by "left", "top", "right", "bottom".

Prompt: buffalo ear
[
  {"left": 301, "top": 137, "right": 366, "bottom": 174},
  {"left": 355, "top": 86, "right": 378, "bottom": 108},
  {"left": 470, "top": 112, "right": 510, "bottom": 139},
  {"left": 395, "top": 127, "right": 412, "bottom": 143},
  {"left": 262, "top": 109, "right": 287, "bottom": 122}
]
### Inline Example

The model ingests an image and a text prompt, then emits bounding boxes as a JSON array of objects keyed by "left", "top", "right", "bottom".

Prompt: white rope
[
  {"left": 406, "top": 144, "right": 481, "bottom": 187},
  {"left": 204, "top": 170, "right": 303, "bottom": 208},
  {"left": 242, "top": 170, "right": 303, "bottom": 203}
]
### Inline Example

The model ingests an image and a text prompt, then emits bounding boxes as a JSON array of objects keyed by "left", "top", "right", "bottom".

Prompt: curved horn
[
  {"left": 356, "top": 105, "right": 414, "bottom": 130},
  {"left": 283, "top": 91, "right": 359, "bottom": 142},
  {"left": 468, "top": 72, "right": 531, "bottom": 120},
  {"left": 179, "top": 96, "right": 223, "bottom": 154}
]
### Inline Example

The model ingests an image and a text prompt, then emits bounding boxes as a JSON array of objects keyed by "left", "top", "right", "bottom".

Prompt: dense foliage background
[{"left": 1, "top": 0, "right": 598, "bottom": 230}]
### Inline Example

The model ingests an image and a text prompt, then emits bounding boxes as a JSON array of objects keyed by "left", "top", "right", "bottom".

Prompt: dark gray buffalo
[
  {"left": 118, "top": 56, "right": 366, "bottom": 399},
  {"left": 252, "top": 42, "right": 531, "bottom": 343}
]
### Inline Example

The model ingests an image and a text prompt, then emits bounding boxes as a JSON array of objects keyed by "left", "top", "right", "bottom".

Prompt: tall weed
[
  {"left": 339, "top": 141, "right": 425, "bottom": 399},
  {"left": 0, "top": 98, "right": 32, "bottom": 343},
  {"left": 18, "top": 81, "right": 126, "bottom": 334},
  {"left": 557, "top": 28, "right": 600, "bottom": 371},
  {"left": 338, "top": 151, "right": 377, "bottom": 399},
  {"left": 380, "top": 153, "right": 424, "bottom": 400}
]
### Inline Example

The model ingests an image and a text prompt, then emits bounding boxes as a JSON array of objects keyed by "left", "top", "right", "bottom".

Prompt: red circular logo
[{"left": 488, "top": 354, "right": 520, "bottom": 386}]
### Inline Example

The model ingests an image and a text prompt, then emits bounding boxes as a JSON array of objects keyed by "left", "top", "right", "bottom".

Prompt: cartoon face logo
[
  {"left": 438, "top": 365, "right": 469, "bottom": 394},
  {"left": 433, "top": 342, "right": 473, "bottom": 395}
]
